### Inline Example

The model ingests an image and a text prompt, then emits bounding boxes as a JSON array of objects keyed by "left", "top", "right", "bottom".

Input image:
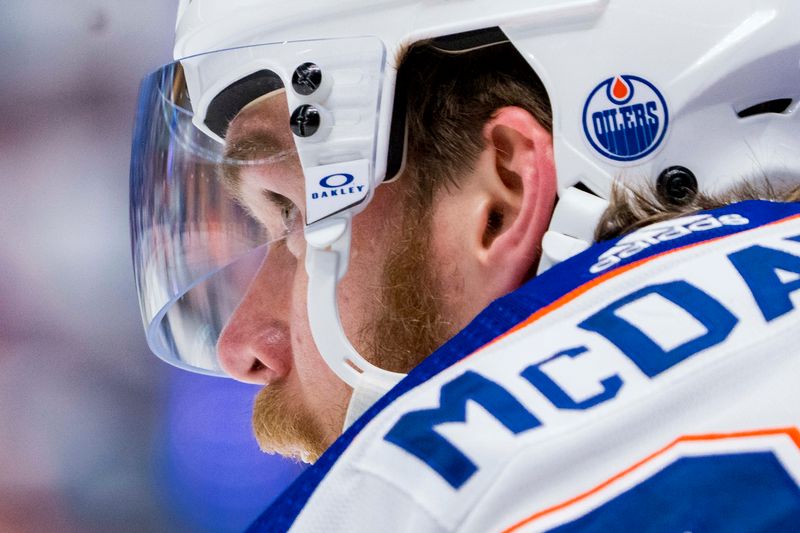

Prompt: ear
[{"left": 469, "top": 106, "right": 556, "bottom": 296}]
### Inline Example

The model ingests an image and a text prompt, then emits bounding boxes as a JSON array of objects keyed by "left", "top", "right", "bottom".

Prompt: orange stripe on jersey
[
  {"left": 501, "top": 427, "right": 800, "bottom": 533},
  {"left": 470, "top": 213, "right": 800, "bottom": 359}
]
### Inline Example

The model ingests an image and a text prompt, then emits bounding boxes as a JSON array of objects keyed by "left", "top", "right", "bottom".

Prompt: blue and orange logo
[{"left": 582, "top": 75, "right": 668, "bottom": 162}]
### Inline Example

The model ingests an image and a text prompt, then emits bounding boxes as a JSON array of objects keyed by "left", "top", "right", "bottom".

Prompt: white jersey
[{"left": 249, "top": 200, "right": 800, "bottom": 532}]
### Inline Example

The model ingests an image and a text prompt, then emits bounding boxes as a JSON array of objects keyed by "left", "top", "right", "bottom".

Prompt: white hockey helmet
[{"left": 131, "top": 0, "right": 800, "bottom": 422}]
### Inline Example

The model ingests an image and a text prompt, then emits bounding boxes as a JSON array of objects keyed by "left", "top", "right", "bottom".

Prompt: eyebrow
[
  {"left": 224, "top": 130, "right": 284, "bottom": 162},
  {"left": 220, "top": 130, "right": 285, "bottom": 194},
  {"left": 219, "top": 133, "right": 301, "bottom": 232}
]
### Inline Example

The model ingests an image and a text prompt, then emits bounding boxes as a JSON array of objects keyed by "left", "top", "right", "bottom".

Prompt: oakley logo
[
  {"left": 590, "top": 213, "right": 750, "bottom": 273},
  {"left": 319, "top": 173, "right": 354, "bottom": 189},
  {"left": 311, "top": 172, "right": 364, "bottom": 200}
]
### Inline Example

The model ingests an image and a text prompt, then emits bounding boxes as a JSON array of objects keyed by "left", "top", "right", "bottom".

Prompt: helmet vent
[{"left": 736, "top": 98, "right": 792, "bottom": 119}]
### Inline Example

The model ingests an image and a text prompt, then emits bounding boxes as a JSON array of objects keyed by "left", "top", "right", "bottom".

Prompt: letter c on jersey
[{"left": 521, "top": 346, "right": 623, "bottom": 410}]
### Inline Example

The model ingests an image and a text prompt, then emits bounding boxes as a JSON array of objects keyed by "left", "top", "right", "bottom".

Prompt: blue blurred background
[{"left": 0, "top": 2, "right": 304, "bottom": 531}]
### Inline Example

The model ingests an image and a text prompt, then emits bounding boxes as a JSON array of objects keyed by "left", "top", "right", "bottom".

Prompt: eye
[
  {"left": 263, "top": 191, "right": 305, "bottom": 257},
  {"left": 264, "top": 191, "right": 299, "bottom": 230}
]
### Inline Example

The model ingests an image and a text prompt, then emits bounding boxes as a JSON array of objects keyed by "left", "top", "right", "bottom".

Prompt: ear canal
[{"left": 482, "top": 205, "right": 505, "bottom": 248}]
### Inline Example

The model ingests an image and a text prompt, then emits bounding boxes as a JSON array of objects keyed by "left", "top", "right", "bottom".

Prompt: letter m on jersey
[{"left": 384, "top": 371, "right": 541, "bottom": 489}]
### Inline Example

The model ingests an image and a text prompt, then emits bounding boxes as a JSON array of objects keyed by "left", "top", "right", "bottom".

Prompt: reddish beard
[
  {"left": 251, "top": 198, "right": 455, "bottom": 462},
  {"left": 251, "top": 379, "right": 328, "bottom": 462}
]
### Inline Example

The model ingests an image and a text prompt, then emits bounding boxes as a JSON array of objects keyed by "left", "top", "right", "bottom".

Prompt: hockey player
[{"left": 130, "top": 0, "right": 800, "bottom": 530}]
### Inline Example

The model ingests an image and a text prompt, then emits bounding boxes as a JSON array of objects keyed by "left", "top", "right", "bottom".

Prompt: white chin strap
[
  {"left": 305, "top": 214, "right": 405, "bottom": 430},
  {"left": 304, "top": 186, "right": 605, "bottom": 431},
  {"left": 537, "top": 186, "right": 609, "bottom": 275}
]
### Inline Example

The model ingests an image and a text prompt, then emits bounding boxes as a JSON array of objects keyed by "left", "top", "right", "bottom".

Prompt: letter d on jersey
[
  {"left": 384, "top": 371, "right": 541, "bottom": 489},
  {"left": 579, "top": 281, "right": 738, "bottom": 378}
]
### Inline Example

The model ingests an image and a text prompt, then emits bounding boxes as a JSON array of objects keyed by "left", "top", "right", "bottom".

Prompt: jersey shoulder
[{"left": 252, "top": 200, "right": 800, "bottom": 532}]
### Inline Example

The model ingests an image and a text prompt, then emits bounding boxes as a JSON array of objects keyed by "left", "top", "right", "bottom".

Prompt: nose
[
  {"left": 217, "top": 247, "right": 295, "bottom": 384},
  {"left": 218, "top": 315, "right": 292, "bottom": 384}
]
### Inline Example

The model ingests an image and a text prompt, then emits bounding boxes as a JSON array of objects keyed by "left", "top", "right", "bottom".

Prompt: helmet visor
[{"left": 130, "top": 38, "right": 385, "bottom": 375}]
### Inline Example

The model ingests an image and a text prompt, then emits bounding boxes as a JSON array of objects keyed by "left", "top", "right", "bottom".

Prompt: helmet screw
[
  {"left": 292, "top": 62, "right": 322, "bottom": 96},
  {"left": 656, "top": 166, "right": 698, "bottom": 205},
  {"left": 290, "top": 105, "right": 321, "bottom": 137}
]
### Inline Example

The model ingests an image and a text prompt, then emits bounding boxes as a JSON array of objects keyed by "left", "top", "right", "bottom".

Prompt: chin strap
[
  {"left": 304, "top": 187, "right": 606, "bottom": 431},
  {"left": 537, "top": 186, "right": 609, "bottom": 275},
  {"left": 305, "top": 214, "right": 406, "bottom": 431}
]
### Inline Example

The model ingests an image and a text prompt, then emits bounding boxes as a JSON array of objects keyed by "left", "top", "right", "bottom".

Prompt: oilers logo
[{"left": 583, "top": 75, "right": 669, "bottom": 162}]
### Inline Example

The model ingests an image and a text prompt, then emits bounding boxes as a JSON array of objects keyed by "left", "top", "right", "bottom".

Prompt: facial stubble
[{"left": 251, "top": 201, "right": 455, "bottom": 462}]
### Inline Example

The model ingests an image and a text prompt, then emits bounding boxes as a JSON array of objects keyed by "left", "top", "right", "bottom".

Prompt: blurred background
[{"left": 0, "top": 2, "right": 304, "bottom": 531}]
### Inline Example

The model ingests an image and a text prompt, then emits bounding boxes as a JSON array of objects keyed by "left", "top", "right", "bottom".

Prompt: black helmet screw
[
  {"left": 290, "top": 104, "right": 321, "bottom": 137},
  {"left": 656, "top": 166, "right": 699, "bottom": 205},
  {"left": 292, "top": 62, "right": 322, "bottom": 96}
]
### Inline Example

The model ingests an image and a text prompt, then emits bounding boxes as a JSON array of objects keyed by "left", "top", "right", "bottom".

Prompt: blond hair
[{"left": 595, "top": 181, "right": 800, "bottom": 242}]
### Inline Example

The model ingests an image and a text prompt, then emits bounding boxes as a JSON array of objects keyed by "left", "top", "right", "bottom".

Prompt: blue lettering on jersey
[
  {"left": 521, "top": 346, "right": 623, "bottom": 410},
  {"left": 384, "top": 277, "right": 764, "bottom": 488},
  {"left": 728, "top": 239, "right": 800, "bottom": 322},
  {"left": 578, "top": 281, "right": 739, "bottom": 378},
  {"left": 248, "top": 204, "right": 800, "bottom": 532},
  {"left": 384, "top": 371, "right": 541, "bottom": 489}
]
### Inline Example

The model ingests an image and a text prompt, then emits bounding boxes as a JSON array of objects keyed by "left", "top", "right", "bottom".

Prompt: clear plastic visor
[{"left": 130, "top": 41, "right": 383, "bottom": 375}]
